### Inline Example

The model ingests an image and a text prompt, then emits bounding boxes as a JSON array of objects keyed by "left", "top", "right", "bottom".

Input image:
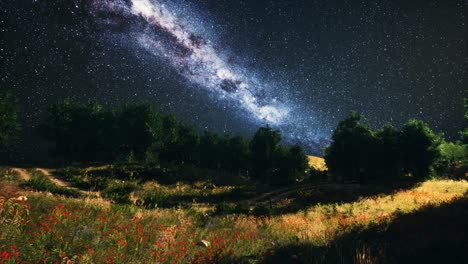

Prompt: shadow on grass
[
  {"left": 261, "top": 195, "right": 468, "bottom": 264},
  {"left": 276, "top": 181, "right": 420, "bottom": 215}
]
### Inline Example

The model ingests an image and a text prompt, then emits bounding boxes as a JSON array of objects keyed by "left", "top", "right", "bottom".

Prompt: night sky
[{"left": 1, "top": 0, "right": 466, "bottom": 157}]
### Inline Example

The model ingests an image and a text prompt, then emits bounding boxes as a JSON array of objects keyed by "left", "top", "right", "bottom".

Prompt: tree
[
  {"left": 114, "top": 104, "right": 162, "bottom": 160},
  {"left": 460, "top": 98, "right": 468, "bottom": 144},
  {"left": 272, "top": 144, "right": 309, "bottom": 184},
  {"left": 40, "top": 100, "right": 164, "bottom": 162},
  {"left": 173, "top": 124, "right": 199, "bottom": 163},
  {"left": 199, "top": 131, "right": 222, "bottom": 169},
  {"left": 250, "top": 125, "right": 282, "bottom": 180},
  {"left": 225, "top": 135, "right": 250, "bottom": 173},
  {"left": 0, "top": 90, "right": 20, "bottom": 148},
  {"left": 324, "top": 112, "right": 375, "bottom": 181},
  {"left": 400, "top": 119, "right": 442, "bottom": 179},
  {"left": 374, "top": 124, "right": 402, "bottom": 180}
]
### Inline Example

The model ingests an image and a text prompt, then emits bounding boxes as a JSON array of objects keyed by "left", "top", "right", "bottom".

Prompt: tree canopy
[
  {"left": 0, "top": 90, "right": 20, "bottom": 148},
  {"left": 325, "top": 112, "right": 443, "bottom": 181},
  {"left": 39, "top": 100, "right": 309, "bottom": 184}
]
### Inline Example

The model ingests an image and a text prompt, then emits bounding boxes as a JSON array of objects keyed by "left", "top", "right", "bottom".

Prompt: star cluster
[{"left": 0, "top": 0, "right": 465, "bottom": 157}]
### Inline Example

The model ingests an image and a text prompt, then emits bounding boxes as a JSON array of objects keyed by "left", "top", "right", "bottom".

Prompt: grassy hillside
[{"left": 1, "top": 167, "right": 467, "bottom": 263}]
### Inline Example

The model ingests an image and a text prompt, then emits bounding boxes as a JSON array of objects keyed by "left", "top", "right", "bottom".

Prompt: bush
[
  {"left": 101, "top": 181, "right": 137, "bottom": 204},
  {"left": 88, "top": 176, "right": 109, "bottom": 191},
  {"left": 252, "top": 203, "right": 273, "bottom": 216},
  {"left": 234, "top": 202, "right": 250, "bottom": 214},
  {"left": 55, "top": 167, "right": 89, "bottom": 188},
  {"left": 215, "top": 202, "right": 237, "bottom": 214},
  {"left": 141, "top": 190, "right": 169, "bottom": 208}
]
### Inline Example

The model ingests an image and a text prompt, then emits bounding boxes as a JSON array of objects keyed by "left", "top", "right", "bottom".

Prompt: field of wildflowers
[{"left": 1, "top": 167, "right": 467, "bottom": 263}]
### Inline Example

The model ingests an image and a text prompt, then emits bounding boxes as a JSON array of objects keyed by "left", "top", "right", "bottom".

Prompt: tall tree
[
  {"left": 399, "top": 119, "right": 442, "bottom": 179},
  {"left": 324, "top": 112, "right": 375, "bottom": 181},
  {"left": 0, "top": 90, "right": 20, "bottom": 148},
  {"left": 199, "top": 131, "right": 222, "bottom": 169},
  {"left": 272, "top": 144, "right": 309, "bottom": 184},
  {"left": 250, "top": 125, "right": 282, "bottom": 180},
  {"left": 374, "top": 124, "right": 402, "bottom": 180}
]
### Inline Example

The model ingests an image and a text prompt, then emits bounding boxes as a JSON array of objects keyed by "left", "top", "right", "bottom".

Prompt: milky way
[
  {"left": 83, "top": 0, "right": 332, "bottom": 150},
  {"left": 88, "top": 0, "right": 292, "bottom": 126},
  {"left": 1, "top": 0, "right": 464, "bottom": 159}
]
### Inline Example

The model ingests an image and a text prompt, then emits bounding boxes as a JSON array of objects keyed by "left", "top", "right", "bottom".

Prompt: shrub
[
  {"left": 141, "top": 190, "right": 170, "bottom": 208},
  {"left": 252, "top": 203, "right": 273, "bottom": 216},
  {"left": 88, "top": 176, "right": 109, "bottom": 191},
  {"left": 55, "top": 167, "right": 88, "bottom": 188},
  {"left": 101, "top": 181, "right": 137, "bottom": 204},
  {"left": 234, "top": 201, "right": 250, "bottom": 214},
  {"left": 215, "top": 202, "right": 237, "bottom": 214}
]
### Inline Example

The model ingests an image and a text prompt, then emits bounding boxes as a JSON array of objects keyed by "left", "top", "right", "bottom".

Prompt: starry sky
[{"left": 0, "top": 0, "right": 466, "bottom": 157}]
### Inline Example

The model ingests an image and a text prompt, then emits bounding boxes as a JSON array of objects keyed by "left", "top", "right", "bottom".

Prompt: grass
[
  {"left": 19, "top": 170, "right": 81, "bottom": 198},
  {"left": 307, "top": 156, "right": 327, "bottom": 171},
  {"left": 1, "top": 167, "right": 467, "bottom": 263}
]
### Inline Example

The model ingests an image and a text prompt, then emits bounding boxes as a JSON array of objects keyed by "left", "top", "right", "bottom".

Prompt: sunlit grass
[{"left": 1, "top": 178, "right": 466, "bottom": 263}]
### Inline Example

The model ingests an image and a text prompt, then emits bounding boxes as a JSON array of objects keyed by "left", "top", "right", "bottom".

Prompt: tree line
[
  {"left": 38, "top": 99, "right": 308, "bottom": 185},
  {"left": 324, "top": 112, "right": 467, "bottom": 181},
  {"left": 1, "top": 90, "right": 466, "bottom": 184}
]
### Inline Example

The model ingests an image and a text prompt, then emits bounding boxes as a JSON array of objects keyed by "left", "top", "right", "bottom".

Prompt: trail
[
  {"left": 36, "top": 168, "right": 70, "bottom": 187},
  {"left": 10, "top": 168, "right": 31, "bottom": 181},
  {"left": 35, "top": 168, "right": 100, "bottom": 197}
]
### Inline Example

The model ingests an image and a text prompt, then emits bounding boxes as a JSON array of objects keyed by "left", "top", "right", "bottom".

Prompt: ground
[{"left": 0, "top": 165, "right": 467, "bottom": 263}]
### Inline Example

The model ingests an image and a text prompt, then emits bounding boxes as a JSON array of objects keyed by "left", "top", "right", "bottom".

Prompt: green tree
[
  {"left": 374, "top": 124, "right": 402, "bottom": 180},
  {"left": 199, "top": 131, "right": 222, "bottom": 169},
  {"left": 225, "top": 135, "right": 250, "bottom": 173},
  {"left": 400, "top": 119, "right": 442, "bottom": 179},
  {"left": 0, "top": 90, "right": 20, "bottom": 148},
  {"left": 250, "top": 125, "right": 282, "bottom": 180},
  {"left": 324, "top": 112, "right": 375, "bottom": 181},
  {"left": 460, "top": 98, "right": 468, "bottom": 144}
]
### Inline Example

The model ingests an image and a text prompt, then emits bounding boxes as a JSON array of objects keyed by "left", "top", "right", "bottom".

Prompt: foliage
[
  {"left": 39, "top": 100, "right": 309, "bottom": 185},
  {"left": 101, "top": 181, "right": 137, "bottom": 204},
  {"left": 324, "top": 112, "right": 375, "bottom": 181},
  {"left": 20, "top": 172, "right": 80, "bottom": 197},
  {"left": 400, "top": 119, "right": 442, "bottom": 179},
  {"left": 0, "top": 90, "right": 20, "bottom": 148},
  {"left": 434, "top": 141, "right": 467, "bottom": 178},
  {"left": 1, "top": 177, "right": 467, "bottom": 263},
  {"left": 141, "top": 189, "right": 170, "bottom": 208},
  {"left": 325, "top": 113, "right": 443, "bottom": 182},
  {"left": 250, "top": 126, "right": 309, "bottom": 184},
  {"left": 252, "top": 203, "right": 273, "bottom": 216},
  {"left": 39, "top": 100, "right": 166, "bottom": 162},
  {"left": 250, "top": 125, "right": 282, "bottom": 180}
]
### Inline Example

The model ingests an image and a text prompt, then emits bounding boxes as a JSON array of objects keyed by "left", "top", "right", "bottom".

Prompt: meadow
[{"left": 1, "top": 165, "right": 467, "bottom": 264}]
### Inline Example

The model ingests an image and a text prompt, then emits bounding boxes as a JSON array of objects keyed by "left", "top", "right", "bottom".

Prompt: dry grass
[
  {"left": 308, "top": 156, "right": 327, "bottom": 171},
  {"left": 1, "top": 174, "right": 467, "bottom": 263}
]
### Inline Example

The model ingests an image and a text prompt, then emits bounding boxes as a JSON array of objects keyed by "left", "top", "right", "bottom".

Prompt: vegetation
[
  {"left": 20, "top": 170, "right": 81, "bottom": 198},
  {"left": 1, "top": 98, "right": 467, "bottom": 263},
  {"left": 0, "top": 90, "right": 20, "bottom": 148},
  {"left": 1, "top": 174, "right": 466, "bottom": 263},
  {"left": 39, "top": 100, "right": 309, "bottom": 185},
  {"left": 324, "top": 112, "right": 447, "bottom": 182}
]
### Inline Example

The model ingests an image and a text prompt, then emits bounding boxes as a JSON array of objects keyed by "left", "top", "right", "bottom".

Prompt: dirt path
[
  {"left": 35, "top": 168, "right": 102, "bottom": 197},
  {"left": 36, "top": 168, "right": 70, "bottom": 187},
  {"left": 10, "top": 168, "right": 31, "bottom": 181}
]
